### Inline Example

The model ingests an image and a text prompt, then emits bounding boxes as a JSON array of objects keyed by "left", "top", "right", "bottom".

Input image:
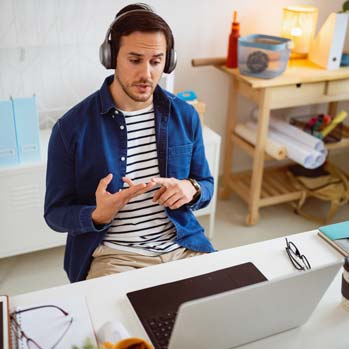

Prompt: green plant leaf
[{"left": 343, "top": 0, "right": 349, "bottom": 12}]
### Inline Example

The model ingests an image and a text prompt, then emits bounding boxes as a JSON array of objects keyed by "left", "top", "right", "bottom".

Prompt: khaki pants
[{"left": 86, "top": 245, "right": 205, "bottom": 280}]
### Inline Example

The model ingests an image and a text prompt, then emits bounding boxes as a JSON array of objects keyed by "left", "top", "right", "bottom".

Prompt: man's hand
[
  {"left": 92, "top": 174, "right": 155, "bottom": 225},
  {"left": 151, "top": 177, "right": 197, "bottom": 209}
]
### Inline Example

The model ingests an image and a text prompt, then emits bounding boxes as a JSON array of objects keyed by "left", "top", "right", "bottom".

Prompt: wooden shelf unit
[{"left": 215, "top": 59, "right": 349, "bottom": 225}]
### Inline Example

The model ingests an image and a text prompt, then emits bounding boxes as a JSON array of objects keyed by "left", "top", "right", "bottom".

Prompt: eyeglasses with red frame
[{"left": 10, "top": 305, "right": 73, "bottom": 349}]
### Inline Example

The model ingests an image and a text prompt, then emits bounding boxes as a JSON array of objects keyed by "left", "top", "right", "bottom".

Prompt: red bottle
[{"left": 226, "top": 11, "right": 240, "bottom": 68}]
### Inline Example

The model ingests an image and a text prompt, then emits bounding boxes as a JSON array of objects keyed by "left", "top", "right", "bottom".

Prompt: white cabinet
[
  {"left": 195, "top": 126, "right": 221, "bottom": 239},
  {"left": 0, "top": 127, "right": 221, "bottom": 258},
  {"left": 0, "top": 130, "right": 66, "bottom": 258}
]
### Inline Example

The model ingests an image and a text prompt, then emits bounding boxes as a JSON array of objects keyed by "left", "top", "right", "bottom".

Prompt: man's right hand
[{"left": 91, "top": 173, "right": 155, "bottom": 225}]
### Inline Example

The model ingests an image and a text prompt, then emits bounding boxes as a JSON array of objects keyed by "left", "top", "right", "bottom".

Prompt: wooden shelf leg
[
  {"left": 220, "top": 76, "right": 239, "bottom": 200},
  {"left": 246, "top": 89, "right": 271, "bottom": 225},
  {"left": 327, "top": 101, "right": 338, "bottom": 116},
  {"left": 245, "top": 212, "right": 260, "bottom": 226}
]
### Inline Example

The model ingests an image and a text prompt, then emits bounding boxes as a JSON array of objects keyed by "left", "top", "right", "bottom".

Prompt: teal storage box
[
  {"left": 238, "top": 34, "right": 291, "bottom": 79},
  {"left": 0, "top": 100, "right": 19, "bottom": 167},
  {"left": 12, "top": 96, "right": 41, "bottom": 164}
]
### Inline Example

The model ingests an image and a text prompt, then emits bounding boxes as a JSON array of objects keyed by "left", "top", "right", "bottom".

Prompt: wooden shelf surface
[
  {"left": 216, "top": 59, "right": 349, "bottom": 88},
  {"left": 228, "top": 166, "right": 304, "bottom": 208},
  {"left": 326, "top": 138, "right": 349, "bottom": 150}
]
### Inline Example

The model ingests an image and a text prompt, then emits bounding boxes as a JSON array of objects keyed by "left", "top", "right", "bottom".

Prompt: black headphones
[{"left": 99, "top": 9, "right": 177, "bottom": 74}]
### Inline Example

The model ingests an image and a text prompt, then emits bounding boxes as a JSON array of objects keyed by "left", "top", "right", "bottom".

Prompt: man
[{"left": 44, "top": 3, "right": 215, "bottom": 283}]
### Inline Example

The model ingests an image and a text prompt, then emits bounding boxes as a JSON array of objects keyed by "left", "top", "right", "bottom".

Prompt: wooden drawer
[
  {"left": 269, "top": 82, "right": 326, "bottom": 108},
  {"left": 326, "top": 79, "right": 349, "bottom": 96}
]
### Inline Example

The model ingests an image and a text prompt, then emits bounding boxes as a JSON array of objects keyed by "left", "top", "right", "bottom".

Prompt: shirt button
[
  {"left": 121, "top": 156, "right": 126, "bottom": 161},
  {"left": 120, "top": 125, "right": 125, "bottom": 130},
  {"left": 114, "top": 110, "right": 119, "bottom": 115}
]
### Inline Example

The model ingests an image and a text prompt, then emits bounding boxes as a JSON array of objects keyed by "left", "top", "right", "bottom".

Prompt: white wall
[{"left": 0, "top": 0, "right": 347, "bottom": 172}]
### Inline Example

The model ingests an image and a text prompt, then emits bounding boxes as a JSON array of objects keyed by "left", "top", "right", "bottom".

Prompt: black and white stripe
[{"left": 103, "top": 104, "right": 179, "bottom": 256}]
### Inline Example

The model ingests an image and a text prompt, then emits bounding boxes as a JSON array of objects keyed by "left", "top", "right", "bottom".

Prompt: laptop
[
  {"left": 127, "top": 262, "right": 267, "bottom": 349},
  {"left": 127, "top": 260, "right": 341, "bottom": 349}
]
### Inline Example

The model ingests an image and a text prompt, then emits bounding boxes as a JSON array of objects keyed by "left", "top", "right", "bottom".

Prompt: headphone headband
[
  {"left": 103, "top": 9, "right": 152, "bottom": 45},
  {"left": 99, "top": 8, "right": 177, "bottom": 73}
]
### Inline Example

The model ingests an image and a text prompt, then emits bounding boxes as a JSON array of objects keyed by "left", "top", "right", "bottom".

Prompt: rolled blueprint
[
  {"left": 269, "top": 116, "right": 325, "bottom": 152},
  {"left": 268, "top": 129, "right": 326, "bottom": 169},
  {"left": 246, "top": 122, "right": 327, "bottom": 169},
  {"left": 235, "top": 123, "right": 287, "bottom": 160}
]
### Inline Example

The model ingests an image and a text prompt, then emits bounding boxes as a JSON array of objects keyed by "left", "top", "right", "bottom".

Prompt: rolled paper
[
  {"left": 235, "top": 123, "right": 287, "bottom": 160},
  {"left": 246, "top": 121, "right": 327, "bottom": 169},
  {"left": 267, "top": 129, "right": 325, "bottom": 169},
  {"left": 313, "top": 151, "right": 326, "bottom": 168},
  {"left": 269, "top": 116, "right": 325, "bottom": 152}
]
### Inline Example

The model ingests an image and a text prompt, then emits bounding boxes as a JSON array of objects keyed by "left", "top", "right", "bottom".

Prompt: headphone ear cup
[
  {"left": 99, "top": 40, "right": 114, "bottom": 69},
  {"left": 164, "top": 49, "right": 177, "bottom": 74},
  {"left": 109, "top": 40, "right": 116, "bottom": 69}
]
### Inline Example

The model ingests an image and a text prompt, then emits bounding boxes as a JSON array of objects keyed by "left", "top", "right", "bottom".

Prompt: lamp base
[{"left": 290, "top": 52, "right": 308, "bottom": 60}]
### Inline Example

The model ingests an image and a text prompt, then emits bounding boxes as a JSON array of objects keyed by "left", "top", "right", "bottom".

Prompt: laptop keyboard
[{"left": 147, "top": 311, "right": 177, "bottom": 349}]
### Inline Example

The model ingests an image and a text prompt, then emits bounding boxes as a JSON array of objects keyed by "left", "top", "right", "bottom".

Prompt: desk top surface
[
  {"left": 11, "top": 230, "right": 348, "bottom": 348},
  {"left": 217, "top": 59, "right": 349, "bottom": 88}
]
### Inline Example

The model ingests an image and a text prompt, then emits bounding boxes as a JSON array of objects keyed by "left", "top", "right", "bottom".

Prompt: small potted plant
[
  {"left": 308, "top": 1, "right": 349, "bottom": 69},
  {"left": 339, "top": 1, "right": 349, "bottom": 12}
]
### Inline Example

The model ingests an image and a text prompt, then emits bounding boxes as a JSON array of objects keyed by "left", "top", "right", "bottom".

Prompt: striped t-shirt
[{"left": 103, "top": 104, "right": 180, "bottom": 256}]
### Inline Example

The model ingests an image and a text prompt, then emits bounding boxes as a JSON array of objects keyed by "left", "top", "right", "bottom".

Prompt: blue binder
[
  {"left": 11, "top": 96, "right": 41, "bottom": 164},
  {"left": 0, "top": 99, "right": 19, "bottom": 167}
]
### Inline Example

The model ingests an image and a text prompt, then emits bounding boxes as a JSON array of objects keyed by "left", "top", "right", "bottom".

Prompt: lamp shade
[{"left": 281, "top": 6, "right": 318, "bottom": 55}]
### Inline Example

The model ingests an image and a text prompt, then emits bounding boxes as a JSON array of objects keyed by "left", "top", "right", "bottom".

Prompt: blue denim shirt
[{"left": 44, "top": 75, "right": 215, "bottom": 283}]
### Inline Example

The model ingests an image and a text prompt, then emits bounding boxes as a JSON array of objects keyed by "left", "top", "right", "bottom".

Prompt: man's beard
[{"left": 115, "top": 72, "right": 154, "bottom": 102}]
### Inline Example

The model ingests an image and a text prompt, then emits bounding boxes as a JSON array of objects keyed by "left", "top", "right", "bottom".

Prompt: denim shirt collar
[
  {"left": 98, "top": 74, "right": 172, "bottom": 118},
  {"left": 98, "top": 75, "right": 117, "bottom": 116}
]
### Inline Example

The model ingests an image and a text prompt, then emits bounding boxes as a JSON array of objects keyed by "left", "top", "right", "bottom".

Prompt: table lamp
[{"left": 281, "top": 6, "right": 318, "bottom": 58}]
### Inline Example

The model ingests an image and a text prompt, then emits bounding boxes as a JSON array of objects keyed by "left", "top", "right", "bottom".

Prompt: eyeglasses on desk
[
  {"left": 10, "top": 304, "right": 73, "bottom": 349},
  {"left": 285, "top": 238, "right": 311, "bottom": 271}
]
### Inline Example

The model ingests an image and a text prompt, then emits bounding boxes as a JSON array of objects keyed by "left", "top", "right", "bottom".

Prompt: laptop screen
[{"left": 0, "top": 296, "right": 9, "bottom": 349}]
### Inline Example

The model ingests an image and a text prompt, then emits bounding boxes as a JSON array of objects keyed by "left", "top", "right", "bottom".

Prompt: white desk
[{"left": 11, "top": 230, "right": 348, "bottom": 348}]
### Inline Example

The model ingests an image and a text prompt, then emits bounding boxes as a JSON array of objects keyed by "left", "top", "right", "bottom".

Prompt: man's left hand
[{"left": 151, "top": 177, "right": 197, "bottom": 209}]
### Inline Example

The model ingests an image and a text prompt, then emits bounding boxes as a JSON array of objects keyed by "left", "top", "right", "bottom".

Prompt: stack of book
[{"left": 318, "top": 221, "right": 349, "bottom": 257}]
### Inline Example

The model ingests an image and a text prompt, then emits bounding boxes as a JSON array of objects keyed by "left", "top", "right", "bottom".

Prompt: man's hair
[{"left": 110, "top": 3, "right": 174, "bottom": 59}]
